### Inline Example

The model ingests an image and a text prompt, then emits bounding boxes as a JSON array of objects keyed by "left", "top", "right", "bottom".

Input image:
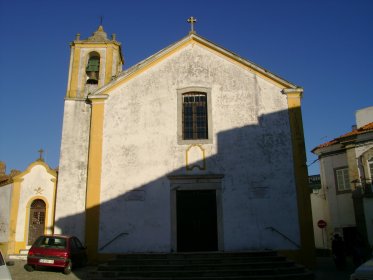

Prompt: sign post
[{"left": 317, "top": 220, "right": 327, "bottom": 248}]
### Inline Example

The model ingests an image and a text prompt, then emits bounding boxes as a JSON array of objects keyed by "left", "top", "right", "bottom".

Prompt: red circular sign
[{"left": 317, "top": 220, "right": 327, "bottom": 228}]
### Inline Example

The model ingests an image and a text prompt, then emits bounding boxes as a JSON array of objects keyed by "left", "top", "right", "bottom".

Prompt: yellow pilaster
[
  {"left": 67, "top": 46, "right": 81, "bottom": 98},
  {"left": 282, "top": 88, "right": 315, "bottom": 268},
  {"left": 85, "top": 95, "right": 107, "bottom": 261},
  {"left": 105, "top": 46, "right": 114, "bottom": 84},
  {"left": 8, "top": 177, "right": 22, "bottom": 255}
]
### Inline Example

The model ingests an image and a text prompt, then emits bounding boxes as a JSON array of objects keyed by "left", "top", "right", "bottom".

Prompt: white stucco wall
[
  {"left": 319, "top": 153, "right": 356, "bottom": 235},
  {"left": 54, "top": 99, "right": 91, "bottom": 241},
  {"left": 0, "top": 184, "right": 12, "bottom": 242},
  {"left": 311, "top": 190, "right": 330, "bottom": 249},
  {"left": 98, "top": 44, "right": 300, "bottom": 253}
]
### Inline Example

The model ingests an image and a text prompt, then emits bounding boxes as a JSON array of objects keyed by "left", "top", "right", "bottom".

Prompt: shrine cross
[
  {"left": 187, "top": 16, "right": 197, "bottom": 33},
  {"left": 38, "top": 149, "right": 44, "bottom": 160}
]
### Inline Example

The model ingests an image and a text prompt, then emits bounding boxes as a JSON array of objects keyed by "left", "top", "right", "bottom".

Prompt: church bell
[{"left": 86, "top": 57, "right": 100, "bottom": 84}]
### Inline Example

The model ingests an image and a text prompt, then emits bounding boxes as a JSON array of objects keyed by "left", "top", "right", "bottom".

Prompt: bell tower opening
[{"left": 86, "top": 52, "right": 100, "bottom": 85}]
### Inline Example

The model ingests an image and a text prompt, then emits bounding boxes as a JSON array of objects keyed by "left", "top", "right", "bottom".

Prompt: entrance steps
[
  {"left": 8, "top": 249, "right": 28, "bottom": 260},
  {"left": 88, "top": 251, "right": 314, "bottom": 279}
]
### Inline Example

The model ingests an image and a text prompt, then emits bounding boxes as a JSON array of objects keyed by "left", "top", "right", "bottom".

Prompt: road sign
[{"left": 317, "top": 220, "right": 327, "bottom": 229}]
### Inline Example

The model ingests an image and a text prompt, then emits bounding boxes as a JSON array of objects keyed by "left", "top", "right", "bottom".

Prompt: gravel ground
[{"left": 7, "top": 260, "right": 95, "bottom": 280}]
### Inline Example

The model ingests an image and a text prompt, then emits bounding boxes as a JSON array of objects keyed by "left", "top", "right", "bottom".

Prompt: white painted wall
[
  {"left": 311, "top": 189, "right": 330, "bottom": 249},
  {"left": 0, "top": 184, "right": 12, "bottom": 242},
  {"left": 54, "top": 100, "right": 91, "bottom": 242},
  {"left": 318, "top": 152, "right": 356, "bottom": 239},
  {"left": 356, "top": 106, "right": 373, "bottom": 128},
  {"left": 98, "top": 44, "right": 300, "bottom": 253}
]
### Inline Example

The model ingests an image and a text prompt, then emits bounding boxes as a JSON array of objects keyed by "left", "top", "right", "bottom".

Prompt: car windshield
[{"left": 34, "top": 236, "right": 67, "bottom": 249}]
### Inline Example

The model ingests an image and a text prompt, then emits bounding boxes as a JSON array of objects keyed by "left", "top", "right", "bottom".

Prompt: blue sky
[{"left": 0, "top": 0, "right": 372, "bottom": 175}]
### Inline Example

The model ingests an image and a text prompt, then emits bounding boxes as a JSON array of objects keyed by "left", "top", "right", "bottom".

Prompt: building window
[
  {"left": 183, "top": 93, "right": 208, "bottom": 140},
  {"left": 369, "top": 158, "right": 373, "bottom": 180},
  {"left": 335, "top": 167, "right": 350, "bottom": 192},
  {"left": 177, "top": 87, "right": 212, "bottom": 144}
]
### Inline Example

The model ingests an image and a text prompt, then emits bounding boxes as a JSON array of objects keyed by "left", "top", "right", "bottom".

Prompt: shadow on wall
[{"left": 54, "top": 108, "right": 310, "bottom": 259}]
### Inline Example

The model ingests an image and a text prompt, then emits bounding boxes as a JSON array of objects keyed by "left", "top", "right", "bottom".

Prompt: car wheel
[
  {"left": 24, "top": 264, "right": 34, "bottom": 272},
  {"left": 81, "top": 255, "right": 88, "bottom": 267},
  {"left": 63, "top": 260, "right": 72, "bottom": 275}
]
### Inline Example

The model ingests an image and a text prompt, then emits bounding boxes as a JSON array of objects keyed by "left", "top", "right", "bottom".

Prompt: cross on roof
[
  {"left": 187, "top": 16, "right": 197, "bottom": 34},
  {"left": 38, "top": 149, "right": 44, "bottom": 161}
]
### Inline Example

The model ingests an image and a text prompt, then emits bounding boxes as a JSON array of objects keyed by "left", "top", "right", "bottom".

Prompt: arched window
[{"left": 86, "top": 52, "right": 100, "bottom": 84}]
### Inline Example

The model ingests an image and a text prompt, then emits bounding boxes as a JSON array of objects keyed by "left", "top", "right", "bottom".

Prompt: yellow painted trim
[
  {"left": 186, "top": 144, "right": 206, "bottom": 170},
  {"left": 192, "top": 39, "right": 289, "bottom": 88},
  {"left": 73, "top": 42, "right": 121, "bottom": 49},
  {"left": 14, "top": 160, "right": 57, "bottom": 180},
  {"left": 23, "top": 197, "right": 50, "bottom": 247},
  {"left": 66, "top": 41, "right": 122, "bottom": 99},
  {"left": 105, "top": 46, "right": 113, "bottom": 84},
  {"left": 282, "top": 89, "right": 315, "bottom": 268},
  {"left": 97, "top": 36, "right": 295, "bottom": 96},
  {"left": 14, "top": 241, "right": 27, "bottom": 253},
  {"left": 68, "top": 46, "right": 81, "bottom": 98},
  {"left": 85, "top": 96, "right": 107, "bottom": 261},
  {"left": 8, "top": 179, "right": 21, "bottom": 255},
  {"left": 100, "top": 39, "right": 192, "bottom": 94}
]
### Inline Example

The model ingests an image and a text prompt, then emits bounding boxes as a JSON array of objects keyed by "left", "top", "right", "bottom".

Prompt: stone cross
[
  {"left": 187, "top": 16, "right": 197, "bottom": 33},
  {"left": 38, "top": 149, "right": 44, "bottom": 161}
]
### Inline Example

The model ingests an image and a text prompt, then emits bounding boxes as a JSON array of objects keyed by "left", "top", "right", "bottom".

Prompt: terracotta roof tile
[{"left": 314, "top": 122, "right": 373, "bottom": 150}]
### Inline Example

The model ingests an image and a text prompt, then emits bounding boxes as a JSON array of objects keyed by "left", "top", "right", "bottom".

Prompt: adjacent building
[
  {"left": 312, "top": 106, "right": 373, "bottom": 255},
  {"left": 0, "top": 157, "right": 57, "bottom": 256}
]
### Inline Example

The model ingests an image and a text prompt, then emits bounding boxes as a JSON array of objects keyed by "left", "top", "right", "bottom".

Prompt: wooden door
[
  {"left": 176, "top": 190, "right": 218, "bottom": 252},
  {"left": 28, "top": 199, "right": 46, "bottom": 245}
]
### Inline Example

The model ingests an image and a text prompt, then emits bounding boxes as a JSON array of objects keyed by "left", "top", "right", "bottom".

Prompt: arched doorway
[{"left": 28, "top": 199, "right": 46, "bottom": 245}]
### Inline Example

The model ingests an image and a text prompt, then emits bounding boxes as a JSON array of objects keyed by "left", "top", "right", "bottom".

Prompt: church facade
[{"left": 54, "top": 25, "right": 314, "bottom": 265}]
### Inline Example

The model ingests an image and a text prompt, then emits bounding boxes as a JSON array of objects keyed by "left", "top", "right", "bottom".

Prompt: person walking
[{"left": 332, "top": 234, "right": 346, "bottom": 270}]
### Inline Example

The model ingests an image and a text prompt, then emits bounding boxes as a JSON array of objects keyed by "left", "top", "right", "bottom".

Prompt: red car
[{"left": 25, "top": 234, "right": 87, "bottom": 274}]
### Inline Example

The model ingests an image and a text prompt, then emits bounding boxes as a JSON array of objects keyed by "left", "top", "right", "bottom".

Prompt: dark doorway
[
  {"left": 343, "top": 226, "right": 357, "bottom": 256},
  {"left": 176, "top": 190, "right": 218, "bottom": 252},
  {"left": 28, "top": 199, "right": 46, "bottom": 245}
]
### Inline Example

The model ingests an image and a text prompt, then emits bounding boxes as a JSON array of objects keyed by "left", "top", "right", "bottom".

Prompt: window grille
[{"left": 182, "top": 93, "right": 208, "bottom": 140}]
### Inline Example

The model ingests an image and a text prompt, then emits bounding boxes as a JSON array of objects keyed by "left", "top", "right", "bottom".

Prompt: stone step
[
  {"left": 8, "top": 249, "right": 29, "bottom": 260},
  {"left": 88, "top": 272, "right": 314, "bottom": 280},
  {"left": 98, "top": 260, "right": 295, "bottom": 271},
  {"left": 93, "top": 267, "right": 306, "bottom": 278},
  {"left": 107, "top": 256, "right": 287, "bottom": 266},
  {"left": 114, "top": 251, "right": 277, "bottom": 260},
  {"left": 88, "top": 251, "right": 314, "bottom": 280},
  {"left": 8, "top": 254, "right": 27, "bottom": 260}
]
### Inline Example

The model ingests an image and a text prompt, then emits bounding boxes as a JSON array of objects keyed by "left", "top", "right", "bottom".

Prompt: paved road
[
  {"left": 7, "top": 256, "right": 357, "bottom": 280},
  {"left": 314, "top": 256, "right": 355, "bottom": 280},
  {"left": 7, "top": 259, "right": 93, "bottom": 280}
]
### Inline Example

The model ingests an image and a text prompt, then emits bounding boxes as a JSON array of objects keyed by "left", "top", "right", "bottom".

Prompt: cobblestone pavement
[
  {"left": 7, "top": 259, "right": 94, "bottom": 280},
  {"left": 7, "top": 257, "right": 357, "bottom": 280},
  {"left": 313, "top": 256, "right": 356, "bottom": 280}
]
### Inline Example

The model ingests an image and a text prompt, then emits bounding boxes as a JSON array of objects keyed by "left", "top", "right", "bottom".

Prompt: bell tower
[
  {"left": 66, "top": 25, "right": 124, "bottom": 99},
  {"left": 55, "top": 26, "right": 123, "bottom": 241}
]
